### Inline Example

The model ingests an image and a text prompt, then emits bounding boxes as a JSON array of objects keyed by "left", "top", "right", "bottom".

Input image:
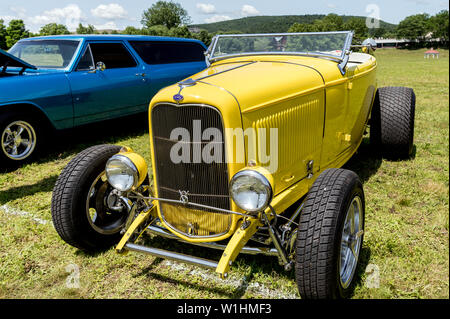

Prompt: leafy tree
[
  {"left": 123, "top": 26, "right": 142, "bottom": 35},
  {"left": 429, "top": 10, "right": 449, "bottom": 41},
  {"left": 396, "top": 13, "right": 430, "bottom": 40},
  {"left": 145, "top": 25, "right": 170, "bottom": 36},
  {"left": 193, "top": 30, "right": 212, "bottom": 46},
  {"left": 0, "top": 19, "right": 7, "bottom": 50},
  {"left": 39, "top": 23, "right": 70, "bottom": 36},
  {"left": 168, "top": 25, "right": 192, "bottom": 38},
  {"left": 288, "top": 23, "right": 319, "bottom": 33},
  {"left": 368, "top": 26, "right": 387, "bottom": 38},
  {"left": 141, "top": 1, "right": 191, "bottom": 29},
  {"left": 5, "top": 19, "right": 29, "bottom": 48},
  {"left": 76, "top": 23, "right": 96, "bottom": 34},
  {"left": 343, "top": 17, "right": 368, "bottom": 42},
  {"left": 314, "top": 14, "right": 344, "bottom": 31}
]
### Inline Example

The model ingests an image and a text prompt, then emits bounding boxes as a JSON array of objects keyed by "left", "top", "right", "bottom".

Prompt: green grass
[{"left": 0, "top": 48, "right": 448, "bottom": 299}]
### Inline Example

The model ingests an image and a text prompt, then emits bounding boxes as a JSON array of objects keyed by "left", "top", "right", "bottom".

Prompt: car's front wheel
[
  {"left": 295, "top": 168, "right": 365, "bottom": 299},
  {"left": 0, "top": 113, "right": 41, "bottom": 167},
  {"left": 51, "top": 144, "right": 129, "bottom": 251}
]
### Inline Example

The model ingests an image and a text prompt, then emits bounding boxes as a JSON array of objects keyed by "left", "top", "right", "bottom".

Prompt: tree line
[{"left": 0, "top": 0, "right": 448, "bottom": 50}]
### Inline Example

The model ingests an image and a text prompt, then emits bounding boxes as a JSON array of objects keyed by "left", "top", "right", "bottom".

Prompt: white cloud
[
  {"left": 9, "top": 6, "right": 27, "bottom": 17},
  {"left": 0, "top": 16, "right": 16, "bottom": 24},
  {"left": 327, "top": 3, "right": 337, "bottom": 9},
  {"left": 196, "top": 3, "right": 216, "bottom": 14},
  {"left": 205, "top": 15, "right": 232, "bottom": 23},
  {"left": 94, "top": 21, "right": 118, "bottom": 30},
  {"left": 28, "top": 4, "right": 86, "bottom": 31},
  {"left": 241, "top": 4, "right": 259, "bottom": 16},
  {"left": 91, "top": 3, "right": 128, "bottom": 19}
]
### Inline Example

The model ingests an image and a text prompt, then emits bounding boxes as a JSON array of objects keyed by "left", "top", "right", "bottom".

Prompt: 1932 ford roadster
[{"left": 51, "top": 31, "right": 415, "bottom": 299}]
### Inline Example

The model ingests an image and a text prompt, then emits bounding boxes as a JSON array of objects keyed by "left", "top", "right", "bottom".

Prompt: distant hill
[{"left": 190, "top": 15, "right": 397, "bottom": 34}]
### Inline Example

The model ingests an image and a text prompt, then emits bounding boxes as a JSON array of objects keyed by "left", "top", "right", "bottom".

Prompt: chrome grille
[{"left": 151, "top": 103, "right": 231, "bottom": 237}]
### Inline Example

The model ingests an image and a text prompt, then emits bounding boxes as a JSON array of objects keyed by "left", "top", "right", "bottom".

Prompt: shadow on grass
[
  {"left": 42, "top": 112, "right": 149, "bottom": 162},
  {"left": 350, "top": 246, "right": 372, "bottom": 298},
  {"left": 0, "top": 174, "right": 59, "bottom": 205},
  {"left": 127, "top": 233, "right": 294, "bottom": 297},
  {"left": 343, "top": 137, "right": 383, "bottom": 183}
]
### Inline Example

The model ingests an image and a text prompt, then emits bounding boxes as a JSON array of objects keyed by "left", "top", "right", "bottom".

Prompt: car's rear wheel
[
  {"left": 51, "top": 144, "right": 128, "bottom": 251},
  {"left": 0, "top": 113, "right": 41, "bottom": 167},
  {"left": 295, "top": 168, "right": 365, "bottom": 299},
  {"left": 370, "top": 86, "right": 416, "bottom": 159}
]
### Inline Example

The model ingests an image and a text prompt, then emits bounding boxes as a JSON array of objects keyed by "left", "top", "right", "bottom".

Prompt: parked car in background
[{"left": 0, "top": 35, "right": 207, "bottom": 166}]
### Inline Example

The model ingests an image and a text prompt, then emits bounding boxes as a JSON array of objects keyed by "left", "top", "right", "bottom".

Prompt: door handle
[{"left": 135, "top": 73, "right": 146, "bottom": 77}]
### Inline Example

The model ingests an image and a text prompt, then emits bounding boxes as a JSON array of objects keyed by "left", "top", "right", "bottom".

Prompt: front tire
[
  {"left": 51, "top": 144, "right": 127, "bottom": 251},
  {"left": 295, "top": 168, "right": 365, "bottom": 299}
]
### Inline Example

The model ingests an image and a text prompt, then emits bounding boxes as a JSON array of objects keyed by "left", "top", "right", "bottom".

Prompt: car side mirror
[
  {"left": 96, "top": 61, "right": 106, "bottom": 72},
  {"left": 88, "top": 61, "right": 106, "bottom": 73}
]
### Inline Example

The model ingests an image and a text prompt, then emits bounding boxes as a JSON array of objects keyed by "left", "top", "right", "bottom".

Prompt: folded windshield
[
  {"left": 208, "top": 31, "right": 353, "bottom": 62},
  {"left": 8, "top": 39, "right": 80, "bottom": 69}
]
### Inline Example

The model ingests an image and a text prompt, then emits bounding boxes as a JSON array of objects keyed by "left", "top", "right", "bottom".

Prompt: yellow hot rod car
[{"left": 51, "top": 31, "right": 415, "bottom": 299}]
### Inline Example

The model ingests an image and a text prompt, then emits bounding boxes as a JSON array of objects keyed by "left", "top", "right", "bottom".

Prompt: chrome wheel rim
[
  {"left": 339, "top": 195, "right": 364, "bottom": 289},
  {"left": 1, "top": 120, "right": 36, "bottom": 160},
  {"left": 85, "top": 171, "right": 127, "bottom": 235}
]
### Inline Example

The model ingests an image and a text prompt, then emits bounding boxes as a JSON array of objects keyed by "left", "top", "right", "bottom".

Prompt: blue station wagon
[{"left": 0, "top": 35, "right": 207, "bottom": 165}]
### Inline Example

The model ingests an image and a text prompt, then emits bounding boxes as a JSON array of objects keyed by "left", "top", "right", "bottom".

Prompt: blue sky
[{"left": 0, "top": 0, "right": 448, "bottom": 32}]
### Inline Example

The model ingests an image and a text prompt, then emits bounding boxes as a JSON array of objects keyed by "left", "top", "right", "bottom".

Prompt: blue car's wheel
[{"left": 0, "top": 113, "right": 41, "bottom": 167}]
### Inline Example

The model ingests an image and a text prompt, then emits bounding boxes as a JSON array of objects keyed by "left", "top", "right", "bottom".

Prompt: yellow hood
[{"left": 150, "top": 55, "right": 340, "bottom": 114}]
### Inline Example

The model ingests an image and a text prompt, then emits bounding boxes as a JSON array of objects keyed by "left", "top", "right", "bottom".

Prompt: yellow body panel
[{"left": 146, "top": 53, "right": 377, "bottom": 243}]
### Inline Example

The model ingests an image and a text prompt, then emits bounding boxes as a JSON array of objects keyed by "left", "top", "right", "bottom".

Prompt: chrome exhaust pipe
[{"left": 124, "top": 243, "right": 218, "bottom": 269}]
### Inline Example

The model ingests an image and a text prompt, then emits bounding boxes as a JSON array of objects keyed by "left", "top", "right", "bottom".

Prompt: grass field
[{"left": 0, "top": 48, "right": 448, "bottom": 299}]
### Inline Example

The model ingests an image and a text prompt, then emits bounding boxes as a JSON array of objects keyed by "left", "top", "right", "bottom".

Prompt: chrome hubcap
[
  {"left": 339, "top": 196, "right": 364, "bottom": 289},
  {"left": 1, "top": 121, "right": 36, "bottom": 160},
  {"left": 86, "top": 171, "right": 127, "bottom": 235}
]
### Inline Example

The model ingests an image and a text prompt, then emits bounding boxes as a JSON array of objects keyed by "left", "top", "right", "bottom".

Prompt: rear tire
[
  {"left": 370, "top": 86, "right": 416, "bottom": 159},
  {"left": 295, "top": 168, "right": 365, "bottom": 299},
  {"left": 51, "top": 144, "right": 126, "bottom": 251}
]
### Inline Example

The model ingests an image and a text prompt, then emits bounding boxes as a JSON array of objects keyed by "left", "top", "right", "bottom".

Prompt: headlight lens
[
  {"left": 229, "top": 170, "right": 273, "bottom": 213},
  {"left": 105, "top": 155, "right": 139, "bottom": 192}
]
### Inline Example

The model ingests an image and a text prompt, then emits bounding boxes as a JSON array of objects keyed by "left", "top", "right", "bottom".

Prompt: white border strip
[{"left": 0, "top": 204, "right": 51, "bottom": 225}]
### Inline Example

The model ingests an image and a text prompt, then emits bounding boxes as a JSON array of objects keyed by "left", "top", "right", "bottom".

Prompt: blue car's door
[
  {"left": 127, "top": 40, "right": 207, "bottom": 98},
  {"left": 67, "top": 41, "right": 149, "bottom": 125}
]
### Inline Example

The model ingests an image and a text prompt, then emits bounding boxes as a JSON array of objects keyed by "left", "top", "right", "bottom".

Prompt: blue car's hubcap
[{"left": 1, "top": 120, "right": 36, "bottom": 161}]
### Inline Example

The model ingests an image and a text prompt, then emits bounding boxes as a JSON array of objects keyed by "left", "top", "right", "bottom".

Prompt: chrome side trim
[{"left": 125, "top": 243, "right": 218, "bottom": 269}]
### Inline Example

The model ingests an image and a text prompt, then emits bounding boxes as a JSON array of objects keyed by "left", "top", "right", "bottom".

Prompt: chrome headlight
[
  {"left": 229, "top": 170, "right": 273, "bottom": 213},
  {"left": 105, "top": 154, "right": 139, "bottom": 192}
]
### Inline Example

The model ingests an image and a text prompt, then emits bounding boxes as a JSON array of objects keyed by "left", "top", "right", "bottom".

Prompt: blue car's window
[
  {"left": 89, "top": 43, "right": 137, "bottom": 69},
  {"left": 76, "top": 45, "right": 94, "bottom": 71},
  {"left": 9, "top": 40, "right": 79, "bottom": 68},
  {"left": 129, "top": 41, "right": 205, "bottom": 65}
]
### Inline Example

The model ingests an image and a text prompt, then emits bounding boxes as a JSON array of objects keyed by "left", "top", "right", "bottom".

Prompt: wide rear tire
[{"left": 370, "top": 86, "right": 416, "bottom": 159}]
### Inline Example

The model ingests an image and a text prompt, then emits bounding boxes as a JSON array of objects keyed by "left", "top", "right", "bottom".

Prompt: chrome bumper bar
[
  {"left": 147, "top": 225, "right": 279, "bottom": 256},
  {"left": 125, "top": 243, "right": 218, "bottom": 269}
]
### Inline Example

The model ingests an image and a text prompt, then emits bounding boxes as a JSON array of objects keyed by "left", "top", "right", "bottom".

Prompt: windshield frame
[
  {"left": 206, "top": 31, "right": 354, "bottom": 64},
  {"left": 8, "top": 38, "right": 83, "bottom": 71}
]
